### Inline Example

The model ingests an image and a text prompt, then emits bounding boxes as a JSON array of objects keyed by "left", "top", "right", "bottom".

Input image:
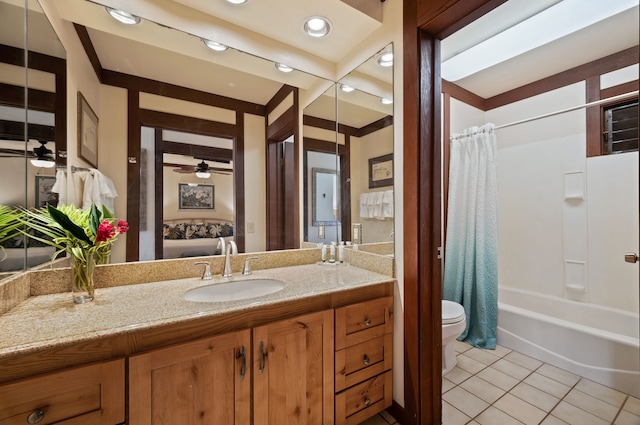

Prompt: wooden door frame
[{"left": 400, "top": 1, "right": 506, "bottom": 424}]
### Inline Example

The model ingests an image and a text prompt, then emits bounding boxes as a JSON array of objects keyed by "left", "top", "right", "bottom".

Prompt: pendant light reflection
[{"left": 105, "top": 7, "right": 141, "bottom": 25}]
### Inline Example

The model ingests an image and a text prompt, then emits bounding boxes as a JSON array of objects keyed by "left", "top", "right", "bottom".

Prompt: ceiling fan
[{"left": 170, "top": 160, "right": 232, "bottom": 177}]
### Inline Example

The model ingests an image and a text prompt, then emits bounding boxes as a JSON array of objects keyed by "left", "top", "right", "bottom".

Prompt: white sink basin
[{"left": 183, "top": 279, "right": 286, "bottom": 302}]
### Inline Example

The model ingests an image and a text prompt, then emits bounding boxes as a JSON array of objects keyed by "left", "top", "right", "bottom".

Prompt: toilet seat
[{"left": 442, "top": 300, "right": 465, "bottom": 325}]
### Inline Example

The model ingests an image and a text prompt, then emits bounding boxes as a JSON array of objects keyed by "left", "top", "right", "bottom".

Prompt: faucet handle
[
  {"left": 195, "top": 261, "right": 213, "bottom": 280},
  {"left": 242, "top": 256, "right": 259, "bottom": 275}
]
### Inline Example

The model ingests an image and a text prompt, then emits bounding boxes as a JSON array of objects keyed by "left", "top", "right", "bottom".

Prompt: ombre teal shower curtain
[{"left": 443, "top": 124, "right": 498, "bottom": 349}]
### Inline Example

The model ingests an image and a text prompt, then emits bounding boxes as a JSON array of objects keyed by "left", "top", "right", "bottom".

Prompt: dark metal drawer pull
[{"left": 363, "top": 354, "right": 370, "bottom": 365}]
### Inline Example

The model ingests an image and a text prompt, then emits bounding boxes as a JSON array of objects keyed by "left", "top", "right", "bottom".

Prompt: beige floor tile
[
  {"left": 444, "top": 366, "right": 472, "bottom": 385},
  {"left": 614, "top": 409, "right": 640, "bottom": 425},
  {"left": 467, "top": 421, "right": 482, "bottom": 425},
  {"left": 465, "top": 347, "right": 501, "bottom": 366},
  {"left": 443, "top": 386, "right": 490, "bottom": 418},
  {"left": 541, "top": 415, "right": 570, "bottom": 424},
  {"left": 510, "top": 382, "right": 560, "bottom": 412},
  {"left": 524, "top": 373, "right": 572, "bottom": 399},
  {"left": 494, "top": 393, "right": 547, "bottom": 425},
  {"left": 564, "top": 388, "right": 620, "bottom": 422},
  {"left": 536, "top": 364, "right": 581, "bottom": 387},
  {"left": 475, "top": 406, "right": 524, "bottom": 425},
  {"left": 357, "top": 414, "right": 389, "bottom": 425},
  {"left": 460, "top": 375, "right": 506, "bottom": 404},
  {"left": 379, "top": 410, "right": 396, "bottom": 424},
  {"left": 442, "top": 377, "right": 456, "bottom": 393},
  {"left": 575, "top": 378, "right": 627, "bottom": 408},
  {"left": 442, "top": 400, "right": 472, "bottom": 425},
  {"left": 623, "top": 396, "right": 640, "bottom": 415},
  {"left": 504, "top": 351, "right": 544, "bottom": 371},
  {"left": 492, "top": 344, "right": 513, "bottom": 358},
  {"left": 454, "top": 340, "right": 473, "bottom": 353},
  {"left": 492, "top": 358, "right": 534, "bottom": 381},
  {"left": 551, "top": 401, "right": 609, "bottom": 425},
  {"left": 456, "top": 354, "right": 488, "bottom": 375},
  {"left": 477, "top": 365, "right": 520, "bottom": 391}
]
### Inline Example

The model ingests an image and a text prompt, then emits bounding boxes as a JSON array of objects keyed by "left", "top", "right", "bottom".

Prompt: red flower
[
  {"left": 116, "top": 219, "right": 129, "bottom": 234},
  {"left": 95, "top": 221, "right": 116, "bottom": 243}
]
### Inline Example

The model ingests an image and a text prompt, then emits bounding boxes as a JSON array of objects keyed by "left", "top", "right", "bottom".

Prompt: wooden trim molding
[{"left": 441, "top": 79, "right": 485, "bottom": 110}]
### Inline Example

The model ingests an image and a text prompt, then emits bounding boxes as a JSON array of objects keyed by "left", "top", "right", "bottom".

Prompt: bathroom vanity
[{"left": 0, "top": 254, "right": 394, "bottom": 425}]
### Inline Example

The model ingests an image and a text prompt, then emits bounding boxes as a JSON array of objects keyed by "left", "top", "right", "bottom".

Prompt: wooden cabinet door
[
  {"left": 253, "top": 310, "right": 334, "bottom": 425},
  {"left": 0, "top": 359, "right": 124, "bottom": 425},
  {"left": 129, "top": 330, "right": 251, "bottom": 425}
]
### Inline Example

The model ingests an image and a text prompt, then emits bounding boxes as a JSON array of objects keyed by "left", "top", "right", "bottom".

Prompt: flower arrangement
[{"left": 21, "top": 204, "right": 128, "bottom": 302}]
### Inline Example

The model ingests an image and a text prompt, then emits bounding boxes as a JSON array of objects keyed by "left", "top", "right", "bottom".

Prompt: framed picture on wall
[
  {"left": 368, "top": 153, "right": 393, "bottom": 188},
  {"left": 35, "top": 175, "right": 58, "bottom": 208},
  {"left": 178, "top": 183, "right": 215, "bottom": 209},
  {"left": 77, "top": 91, "right": 98, "bottom": 168}
]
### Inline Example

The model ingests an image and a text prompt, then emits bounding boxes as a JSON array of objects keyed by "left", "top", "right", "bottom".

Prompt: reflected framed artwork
[
  {"left": 35, "top": 175, "right": 58, "bottom": 208},
  {"left": 368, "top": 153, "right": 393, "bottom": 188},
  {"left": 178, "top": 183, "right": 215, "bottom": 209},
  {"left": 77, "top": 91, "right": 98, "bottom": 168}
]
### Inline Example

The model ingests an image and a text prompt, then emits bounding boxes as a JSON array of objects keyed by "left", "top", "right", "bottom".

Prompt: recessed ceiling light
[
  {"left": 202, "top": 39, "right": 229, "bottom": 52},
  {"left": 380, "top": 98, "right": 393, "bottom": 105},
  {"left": 304, "top": 16, "right": 331, "bottom": 38},
  {"left": 105, "top": 7, "right": 141, "bottom": 25},
  {"left": 377, "top": 52, "right": 393, "bottom": 67},
  {"left": 226, "top": 0, "right": 248, "bottom": 4},
  {"left": 339, "top": 84, "right": 355, "bottom": 93},
  {"left": 275, "top": 63, "right": 294, "bottom": 73}
]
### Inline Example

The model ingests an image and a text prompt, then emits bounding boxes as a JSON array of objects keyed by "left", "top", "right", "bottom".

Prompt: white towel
[
  {"left": 359, "top": 193, "right": 369, "bottom": 218},
  {"left": 81, "top": 169, "right": 118, "bottom": 211},
  {"left": 382, "top": 190, "right": 394, "bottom": 219},
  {"left": 51, "top": 169, "right": 67, "bottom": 205},
  {"left": 371, "top": 191, "right": 384, "bottom": 219}
]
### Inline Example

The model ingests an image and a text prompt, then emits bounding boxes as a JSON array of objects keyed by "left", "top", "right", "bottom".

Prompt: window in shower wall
[{"left": 602, "top": 99, "right": 639, "bottom": 155}]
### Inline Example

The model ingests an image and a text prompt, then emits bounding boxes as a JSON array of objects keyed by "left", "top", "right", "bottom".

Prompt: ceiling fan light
[
  {"left": 202, "top": 39, "right": 229, "bottom": 51},
  {"left": 195, "top": 171, "right": 211, "bottom": 179},
  {"left": 105, "top": 7, "right": 141, "bottom": 25},
  {"left": 226, "top": 0, "right": 248, "bottom": 4},
  {"left": 275, "top": 63, "right": 294, "bottom": 73},
  {"left": 30, "top": 158, "right": 55, "bottom": 168},
  {"left": 304, "top": 16, "right": 331, "bottom": 38}
]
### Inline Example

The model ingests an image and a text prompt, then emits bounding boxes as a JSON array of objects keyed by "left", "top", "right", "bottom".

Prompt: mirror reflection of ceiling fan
[
  {"left": 0, "top": 140, "right": 56, "bottom": 168},
  {"left": 170, "top": 159, "right": 232, "bottom": 178}
]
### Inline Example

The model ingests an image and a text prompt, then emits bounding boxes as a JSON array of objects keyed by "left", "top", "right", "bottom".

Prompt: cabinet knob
[
  {"left": 363, "top": 318, "right": 371, "bottom": 326},
  {"left": 363, "top": 354, "right": 370, "bottom": 365},
  {"left": 363, "top": 397, "right": 371, "bottom": 406},
  {"left": 26, "top": 409, "right": 45, "bottom": 424}
]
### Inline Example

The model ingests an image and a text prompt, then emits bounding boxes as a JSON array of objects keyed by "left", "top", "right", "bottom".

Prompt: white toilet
[{"left": 442, "top": 300, "right": 466, "bottom": 375}]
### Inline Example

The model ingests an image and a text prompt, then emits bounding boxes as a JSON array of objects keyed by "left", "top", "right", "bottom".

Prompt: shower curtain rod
[{"left": 494, "top": 90, "right": 638, "bottom": 131}]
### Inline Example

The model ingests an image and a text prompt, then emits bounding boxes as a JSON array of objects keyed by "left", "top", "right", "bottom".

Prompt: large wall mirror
[
  {"left": 0, "top": 0, "right": 66, "bottom": 276},
  {"left": 303, "top": 44, "right": 394, "bottom": 250},
  {"left": 5, "top": 0, "right": 395, "bottom": 272}
]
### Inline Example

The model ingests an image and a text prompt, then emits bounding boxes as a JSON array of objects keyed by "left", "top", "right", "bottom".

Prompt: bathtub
[{"left": 497, "top": 286, "right": 640, "bottom": 398}]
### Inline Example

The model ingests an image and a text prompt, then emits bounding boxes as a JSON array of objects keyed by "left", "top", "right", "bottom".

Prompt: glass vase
[{"left": 71, "top": 251, "right": 96, "bottom": 304}]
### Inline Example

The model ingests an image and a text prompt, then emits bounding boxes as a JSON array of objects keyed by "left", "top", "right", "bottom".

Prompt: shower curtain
[{"left": 443, "top": 124, "right": 498, "bottom": 349}]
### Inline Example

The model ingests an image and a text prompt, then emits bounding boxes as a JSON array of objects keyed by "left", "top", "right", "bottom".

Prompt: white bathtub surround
[
  {"left": 444, "top": 124, "right": 499, "bottom": 349},
  {"left": 497, "top": 286, "right": 640, "bottom": 398}
]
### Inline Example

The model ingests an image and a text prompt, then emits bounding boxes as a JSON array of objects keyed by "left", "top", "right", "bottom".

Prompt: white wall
[{"left": 449, "top": 82, "right": 639, "bottom": 314}]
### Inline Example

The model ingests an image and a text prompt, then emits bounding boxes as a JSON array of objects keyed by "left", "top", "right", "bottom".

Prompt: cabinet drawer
[
  {"left": 0, "top": 358, "right": 124, "bottom": 425},
  {"left": 335, "top": 371, "right": 392, "bottom": 425},
  {"left": 335, "top": 296, "right": 393, "bottom": 350},
  {"left": 335, "top": 334, "right": 392, "bottom": 392}
]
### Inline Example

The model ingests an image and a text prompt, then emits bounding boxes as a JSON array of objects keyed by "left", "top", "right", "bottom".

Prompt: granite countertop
[{"left": 0, "top": 263, "right": 393, "bottom": 359}]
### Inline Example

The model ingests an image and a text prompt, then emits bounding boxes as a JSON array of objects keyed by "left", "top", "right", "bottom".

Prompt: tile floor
[{"left": 359, "top": 341, "right": 640, "bottom": 425}]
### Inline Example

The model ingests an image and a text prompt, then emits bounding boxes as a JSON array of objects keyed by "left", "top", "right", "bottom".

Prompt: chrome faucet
[
  {"left": 194, "top": 261, "right": 212, "bottom": 280},
  {"left": 219, "top": 239, "right": 237, "bottom": 277}
]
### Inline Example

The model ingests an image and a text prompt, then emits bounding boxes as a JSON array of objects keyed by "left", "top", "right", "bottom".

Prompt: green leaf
[
  {"left": 88, "top": 204, "right": 101, "bottom": 236},
  {"left": 102, "top": 205, "right": 114, "bottom": 220},
  {"left": 47, "top": 205, "right": 92, "bottom": 244}
]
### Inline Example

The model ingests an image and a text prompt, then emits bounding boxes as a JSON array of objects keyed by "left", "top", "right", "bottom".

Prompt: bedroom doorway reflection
[{"left": 138, "top": 127, "right": 235, "bottom": 261}]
